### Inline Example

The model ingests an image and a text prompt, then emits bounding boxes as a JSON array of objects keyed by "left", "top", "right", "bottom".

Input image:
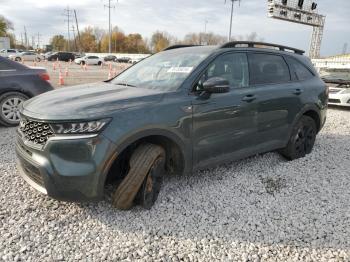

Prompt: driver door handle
[
  {"left": 242, "top": 95, "right": 257, "bottom": 102},
  {"left": 293, "top": 89, "right": 303, "bottom": 95}
]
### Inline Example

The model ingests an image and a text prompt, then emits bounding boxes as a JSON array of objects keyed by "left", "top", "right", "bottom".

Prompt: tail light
[{"left": 39, "top": 73, "right": 50, "bottom": 81}]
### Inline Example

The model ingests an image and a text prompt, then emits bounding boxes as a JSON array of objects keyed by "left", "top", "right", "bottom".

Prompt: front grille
[
  {"left": 19, "top": 118, "right": 54, "bottom": 146},
  {"left": 329, "top": 99, "right": 341, "bottom": 104}
]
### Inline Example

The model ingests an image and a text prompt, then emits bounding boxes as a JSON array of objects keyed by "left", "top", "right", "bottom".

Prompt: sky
[{"left": 0, "top": 0, "right": 349, "bottom": 56}]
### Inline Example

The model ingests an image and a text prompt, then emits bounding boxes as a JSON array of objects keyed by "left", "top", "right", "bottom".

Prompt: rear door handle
[
  {"left": 242, "top": 95, "right": 256, "bottom": 102},
  {"left": 293, "top": 89, "right": 303, "bottom": 95}
]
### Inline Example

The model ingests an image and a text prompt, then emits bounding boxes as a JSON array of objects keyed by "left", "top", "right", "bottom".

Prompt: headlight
[{"left": 50, "top": 119, "right": 110, "bottom": 135}]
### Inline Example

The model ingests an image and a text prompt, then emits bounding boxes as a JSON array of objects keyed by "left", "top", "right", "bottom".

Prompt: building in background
[{"left": 0, "top": 37, "right": 10, "bottom": 50}]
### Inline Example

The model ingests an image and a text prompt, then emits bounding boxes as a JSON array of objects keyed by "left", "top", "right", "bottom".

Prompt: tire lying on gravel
[
  {"left": 112, "top": 143, "right": 166, "bottom": 210},
  {"left": 0, "top": 92, "right": 29, "bottom": 127},
  {"left": 279, "top": 115, "right": 317, "bottom": 160}
]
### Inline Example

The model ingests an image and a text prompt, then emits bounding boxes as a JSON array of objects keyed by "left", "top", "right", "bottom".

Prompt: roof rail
[
  {"left": 220, "top": 41, "right": 305, "bottom": 55},
  {"left": 163, "top": 45, "right": 201, "bottom": 51}
]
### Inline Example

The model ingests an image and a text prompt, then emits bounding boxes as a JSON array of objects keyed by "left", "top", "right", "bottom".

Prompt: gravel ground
[{"left": 0, "top": 108, "right": 349, "bottom": 261}]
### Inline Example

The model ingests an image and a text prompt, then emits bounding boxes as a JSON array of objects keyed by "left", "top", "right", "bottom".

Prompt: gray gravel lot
[{"left": 0, "top": 108, "right": 349, "bottom": 261}]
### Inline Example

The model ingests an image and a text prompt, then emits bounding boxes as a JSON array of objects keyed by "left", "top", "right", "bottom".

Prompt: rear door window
[{"left": 248, "top": 53, "right": 291, "bottom": 85}]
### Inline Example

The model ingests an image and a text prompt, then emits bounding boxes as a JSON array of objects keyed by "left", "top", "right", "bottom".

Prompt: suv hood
[{"left": 22, "top": 82, "right": 164, "bottom": 120}]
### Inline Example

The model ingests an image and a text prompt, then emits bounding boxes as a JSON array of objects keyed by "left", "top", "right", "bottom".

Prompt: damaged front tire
[{"left": 112, "top": 143, "right": 165, "bottom": 210}]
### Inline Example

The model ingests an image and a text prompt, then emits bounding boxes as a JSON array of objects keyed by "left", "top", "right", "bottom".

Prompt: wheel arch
[{"left": 102, "top": 129, "right": 190, "bottom": 190}]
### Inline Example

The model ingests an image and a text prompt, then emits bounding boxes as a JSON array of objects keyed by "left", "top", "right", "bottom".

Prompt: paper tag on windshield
[{"left": 167, "top": 67, "right": 193, "bottom": 73}]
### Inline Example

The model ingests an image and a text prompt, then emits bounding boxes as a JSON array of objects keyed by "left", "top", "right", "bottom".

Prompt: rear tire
[
  {"left": 0, "top": 92, "right": 29, "bottom": 127},
  {"left": 279, "top": 116, "right": 317, "bottom": 160},
  {"left": 112, "top": 143, "right": 165, "bottom": 210},
  {"left": 98, "top": 61, "right": 102, "bottom": 66}
]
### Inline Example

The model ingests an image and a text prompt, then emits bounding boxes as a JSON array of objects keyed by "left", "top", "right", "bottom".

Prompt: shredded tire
[{"left": 112, "top": 143, "right": 165, "bottom": 210}]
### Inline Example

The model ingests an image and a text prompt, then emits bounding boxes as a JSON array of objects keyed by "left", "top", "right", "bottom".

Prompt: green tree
[
  {"left": 0, "top": 15, "right": 13, "bottom": 37},
  {"left": 125, "top": 34, "right": 149, "bottom": 53},
  {"left": 50, "top": 35, "right": 67, "bottom": 51},
  {"left": 80, "top": 27, "right": 97, "bottom": 52},
  {"left": 150, "top": 31, "right": 171, "bottom": 53}
]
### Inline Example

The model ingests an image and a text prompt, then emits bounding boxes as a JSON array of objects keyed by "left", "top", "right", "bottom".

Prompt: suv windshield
[{"left": 111, "top": 47, "right": 215, "bottom": 91}]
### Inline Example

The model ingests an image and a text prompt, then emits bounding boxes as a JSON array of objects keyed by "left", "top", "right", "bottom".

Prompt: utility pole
[
  {"left": 37, "top": 32, "right": 41, "bottom": 49},
  {"left": 63, "top": 6, "right": 73, "bottom": 51},
  {"left": 342, "top": 43, "right": 348, "bottom": 55},
  {"left": 72, "top": 25, "right": 78, "bottom": 52},
  {"left": 74, "top": 10, "right": 82, "bottom": 52},
  {"left": 24, "top": 26, "right": 28, "bottom": 50},
  {"left": 225, "top": 0, "right": 241, "bottom": 41},
  {"left": 204, "top": 19, "right": 208, "bottom": 34},
  {"left": 31, "top": 35, "right": 35, "bottom": 49},
  {"left": 104, "top": 0, "right": 117, "bottom": 54}
]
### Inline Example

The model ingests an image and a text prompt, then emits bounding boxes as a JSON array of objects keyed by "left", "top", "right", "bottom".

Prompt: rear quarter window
[
  {"left": 248, "top": 53, "right": 291, "bottom": 85},
  {"left": 286, "top": 57, "right": 314, "bottom": 81}
]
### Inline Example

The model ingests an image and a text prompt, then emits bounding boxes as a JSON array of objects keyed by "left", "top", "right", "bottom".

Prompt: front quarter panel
[{"left": 102, "top": 91, "right": 193, "bottom": 175}]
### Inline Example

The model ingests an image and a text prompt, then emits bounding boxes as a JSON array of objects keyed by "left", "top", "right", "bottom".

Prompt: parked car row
[
  {"left": 322, "top": 70, "right": 350, "bottom": 108},
  {"left": 103, "top": 55, "right": 145, "bottom": 64}
]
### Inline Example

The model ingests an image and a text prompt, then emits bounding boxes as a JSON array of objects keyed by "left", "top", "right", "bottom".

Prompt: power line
[{"left": 103, "top": 0, "right": 117, "bottom": 53}]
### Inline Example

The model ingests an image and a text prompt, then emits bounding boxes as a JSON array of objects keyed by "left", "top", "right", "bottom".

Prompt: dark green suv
[{"left": 16, "top": 42, "right": 328, "bottom": 209}]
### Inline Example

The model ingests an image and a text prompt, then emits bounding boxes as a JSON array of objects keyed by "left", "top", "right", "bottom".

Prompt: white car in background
[
  {"left": 74, "top": 55, "right": 103, "bottom": 65},
  {"left": 322, "top": 71, "right": 350, "bottom": 107},
  {"left": 0, "top": 49, "right": 20, "bottom": 58},
  {"left": 9, "top": 51, "right": 44, "bottom": 62}
]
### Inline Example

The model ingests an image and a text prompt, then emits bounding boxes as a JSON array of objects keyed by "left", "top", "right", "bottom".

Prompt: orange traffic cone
[
  {"left": 65, "top": 67, "right": 69, "bottom": 77},
  {"left": 58, "top": 71, "right": 64, "bottom": 86},
  {"left": 108, "top": 70, "right": 112, "bottom": 79}
]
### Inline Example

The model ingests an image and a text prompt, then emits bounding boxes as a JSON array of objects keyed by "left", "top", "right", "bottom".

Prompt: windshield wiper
[{"left": 114, "top": 82, "right": 136, "bottom": 87}]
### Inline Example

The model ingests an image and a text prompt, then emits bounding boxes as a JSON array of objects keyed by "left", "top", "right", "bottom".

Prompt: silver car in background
[{"left": 321, "top": 70, "right": 350, "bottom": 107}]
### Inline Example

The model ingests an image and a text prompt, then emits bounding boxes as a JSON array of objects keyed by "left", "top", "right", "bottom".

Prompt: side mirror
[{"left": 202, "top": 77, "right": 230, "bottom": 94}]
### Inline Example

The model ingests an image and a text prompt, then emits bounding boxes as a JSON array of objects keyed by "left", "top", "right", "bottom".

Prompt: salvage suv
[{"left": 16, "top": 42, "right": 328, "bottom": 210}]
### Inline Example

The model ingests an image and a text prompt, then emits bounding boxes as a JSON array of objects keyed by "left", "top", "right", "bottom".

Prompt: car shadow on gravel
[{"left": 77, "top": 134, "right": 350, "bottom": 252}]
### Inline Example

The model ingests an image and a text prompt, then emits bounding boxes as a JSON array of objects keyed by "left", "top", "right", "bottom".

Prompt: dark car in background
[
  {"left": 104, "top": 55, "right": 117, "bottom": 62},
  {"left": 0, "top": 57, "right": 53, "bottom": 126},
  {"left": 16, "top": 42, "right": 327, "bottom": 210},
  {"left": 47, "top": 52, "right": 75, "bottom": 62},
  {"left": 116, "top": 57, "right": 131, "bottom": 63}
]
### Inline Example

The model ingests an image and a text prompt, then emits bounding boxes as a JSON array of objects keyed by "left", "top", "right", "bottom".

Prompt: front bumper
[{"left": 16, "top": 132, "right": 117, "bottom": 202}]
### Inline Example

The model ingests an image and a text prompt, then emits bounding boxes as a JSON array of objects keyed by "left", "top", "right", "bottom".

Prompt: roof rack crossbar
[
  {"left": 220, "top": 41, "right": 305, "bottom": 55},
  {"left": 163, "top": 45, "right": 201, "bottom": 51}
]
